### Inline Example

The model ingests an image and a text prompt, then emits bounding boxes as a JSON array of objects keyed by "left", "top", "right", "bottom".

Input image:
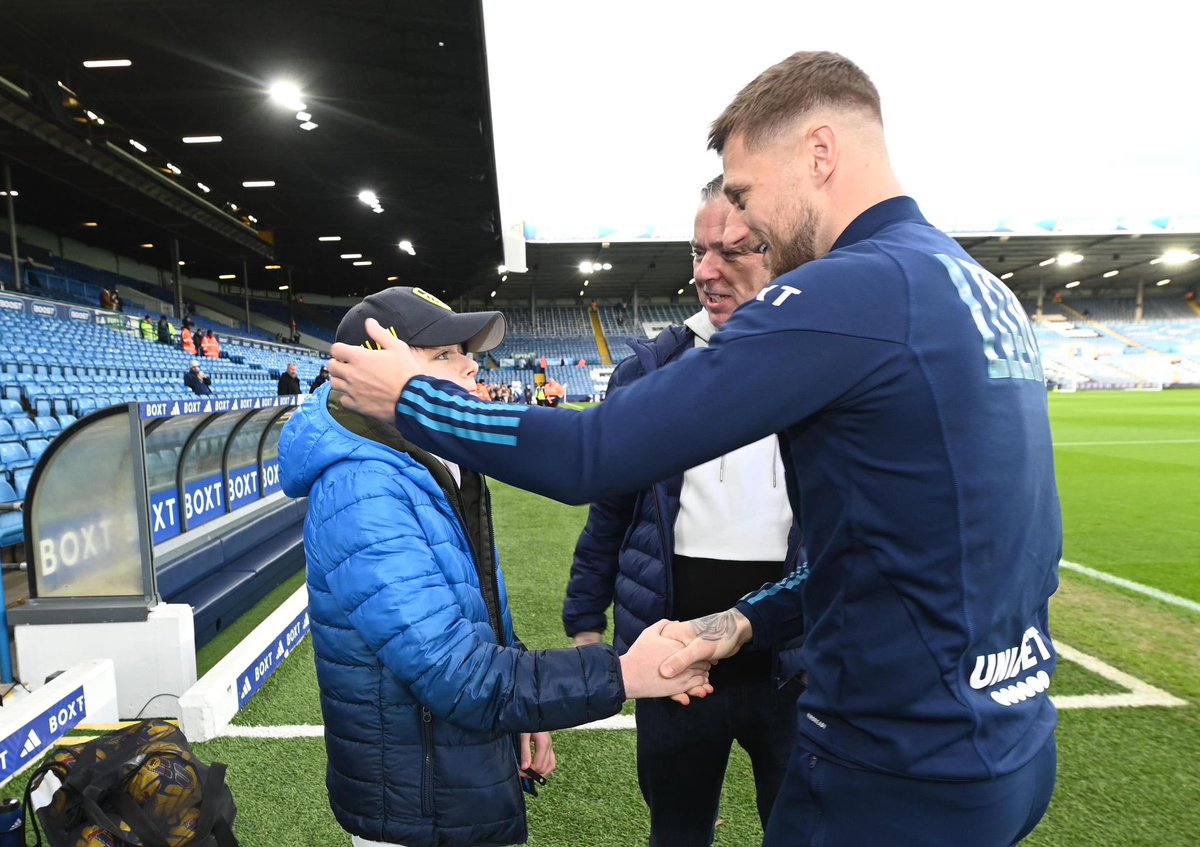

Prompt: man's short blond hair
[{"left": 708, "top": 51, "right": 882, "bottom": 154}]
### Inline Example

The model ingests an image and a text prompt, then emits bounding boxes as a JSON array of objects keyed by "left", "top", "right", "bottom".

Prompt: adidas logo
[
  {"left": 20, "top": 728, "right": 42, "bottom": 758},
  {"left": 240, "top": 677, "right": 251, "bottom": 698}
]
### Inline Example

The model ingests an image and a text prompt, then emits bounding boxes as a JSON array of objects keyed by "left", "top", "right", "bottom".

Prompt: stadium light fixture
[
  {"left": 182, "top": 136, "right": 222, "bottom": 144},
  {"left": 296, "top": 111, "right": 312, "bottom": 122},
  {"left": 196, "top": 182, "right": 211, "bottom": 193},
  {"left": 299, "top": 121, "right": 318, "bottom": 131},
  {"left": 498, "top": 264, "right": 507, "bottom": 274},
  {"left": 490, "top": 290, "right": 497, "bottom": 298},
  {"left": 1156, "top": 278, "right": 1172, "bottom": 286},
  {"left": 268, "top": 81, "right": 306, "bottom": 112},
  {"left": 165, "top": 163, "right": 182, "bottom": 175},
  {"left": 358, "top": 190, "right": 383, "bottom": 213},
  {"left": 1000, "top": 272, "right": 1014, "bottom": 280},
  {"left": 140, "top": 243, "right": 154, "bottom": 249},
  {"left": 677, "top": 288, "right": 685, "bottom": 295},
  {"left": 1056, "top": 252, "right": 1083, "bottom": 266},
  {"left": 340, "top": 253, "right": 362, "bottom": 259},
  {"left": 353, "top": 260, "right": 373, "bottom": 266},
  {"left": 129, "top": 139, "right": 148, "bottom": 153},
  {"left": 318, "top": 236, "right": 341, "bottom": 241},
  {"left": 242, "top": 180, "right": 275, "bottom": 188},
  {"left": 219, "top": 274, "right": 236, "bottom": 280},
  {"left": 1064, "top": 281, "right": 1080, "bottom": 289},
  {"left": 387, "top": 276, "right": 399, "bottom": 281},
  {"left": 265, "top": 264, "right": 282, "bottom": 270},
  {"left": 398, "top": 240, "right": 415, "bottom": 255},
  {"left": 1038, "top": 258, "right": 1055, "bottom": 267},
  {"left": 83, "top": 59, "right": 131, "bottom": 68},
  {"left": 278, "top": 284, "right": 289, "bottom": 290},
  {"left": 82, "top": 221, "right": 99, "bottom": 228},
  {"left": 1154, "top": 250, "right": 1199, "bottom": 265},
  {"left": 578, "top": 261, "right": 592, "bottom": 273},
  {"left": 1103, "top": 270, "right": 1120, "bottom": 278},
  {"left": 0, "top": 191, "right": 17, "bottom": 197}
]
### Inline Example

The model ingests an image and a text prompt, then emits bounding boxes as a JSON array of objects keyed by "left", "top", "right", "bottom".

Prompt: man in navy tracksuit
[
  {"left": 565, "top": 176, "right": 804, "bottom": 846},
  {"left": 328, "top": 51, "right": 1061, "bottom": 847}
]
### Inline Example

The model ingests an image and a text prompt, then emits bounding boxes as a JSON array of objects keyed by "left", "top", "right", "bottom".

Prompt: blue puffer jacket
[
  {"left": 564, "top": 326, "right": 805, "bottom": 677},
  {"left": 281, "top": 386, "right": 625, "bottom": 847}
]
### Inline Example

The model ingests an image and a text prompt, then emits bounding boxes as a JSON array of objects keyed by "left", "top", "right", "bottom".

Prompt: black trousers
[{"left": 635, "top": 676, "right": 801, "bottom": 847}]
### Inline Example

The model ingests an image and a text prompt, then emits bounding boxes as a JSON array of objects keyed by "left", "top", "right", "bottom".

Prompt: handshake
[{"left": 581, "top": 609, "right": 753, "bottom": 704}]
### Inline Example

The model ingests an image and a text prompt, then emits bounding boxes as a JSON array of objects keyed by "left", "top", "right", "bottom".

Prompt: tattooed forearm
[{"left": 692, "top": 610, "right": 740, "bottom": 642}]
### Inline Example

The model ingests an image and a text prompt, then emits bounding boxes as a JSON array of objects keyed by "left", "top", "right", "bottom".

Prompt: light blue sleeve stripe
[
  {"left": 397, "top": 405, "right": 519, "bottom": 446},
  {"left": 402, "top": 388, "right": 522, "bottom": 428},
  {"left": 742, "top": 562, "right": 809, "bottom": 605},
  {"left": 409, "top": 379, "right": 531, "bottom": 415}
]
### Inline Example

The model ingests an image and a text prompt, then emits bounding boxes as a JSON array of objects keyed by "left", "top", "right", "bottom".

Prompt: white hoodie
[{"left": 673, "top": 310, "right": 793, "bottom": 561}]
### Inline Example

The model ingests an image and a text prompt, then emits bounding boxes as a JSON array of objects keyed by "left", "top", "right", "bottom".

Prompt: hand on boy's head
[{"left": 328, "top": 318, "right": 419, "bottom": 422}]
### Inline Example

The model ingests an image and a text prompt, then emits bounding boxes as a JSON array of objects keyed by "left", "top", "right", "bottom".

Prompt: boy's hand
[
  {"left": 329, "top": 318, "right": 421, "bottom": 422},
  {"left": 519, "top": 731, "right": 556, "bottom": 778},
  {"left": 620, "top": 620, "right": 713, "bottom": 704}
]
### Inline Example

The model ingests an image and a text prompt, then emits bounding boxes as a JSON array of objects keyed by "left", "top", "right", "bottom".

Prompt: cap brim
[{"left": 410, "top": 311, "right": 506, "bottom": 353}]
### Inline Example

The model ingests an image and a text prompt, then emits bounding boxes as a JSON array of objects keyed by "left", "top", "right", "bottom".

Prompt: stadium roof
[{"left": 1, "top": 1, "right": 1197, "bottom": 306}]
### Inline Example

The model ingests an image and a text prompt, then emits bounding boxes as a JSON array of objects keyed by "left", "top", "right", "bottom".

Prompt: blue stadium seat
[
  {"left": 34, "top": 417, "right": 61, "bottom": 436},
  {"left": 0, "top": 442, "right": 34, "bottom": 472},
  {"left": 0, "top": 399, "right": 24, "bottom": 420},
  {"left": 56, "top": 414, "right": 77, "bottom": 429},
  {"left": 0, "top": 420, "right": 14, "bottom": 443},
  {"left": 10, "top": 418, "right": 35, "bottom": 440},
  {"left": 12, "top": 467, "right": 32, "bottom": 499},
  {"left": 24, "top": 438, "right": 49, "bottom": 461},
  {"left": 0, "top": 478, "right": 22, "bottom": 548}
]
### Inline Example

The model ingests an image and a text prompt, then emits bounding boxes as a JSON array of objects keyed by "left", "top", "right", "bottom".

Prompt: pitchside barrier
[
  {"left": 10, "top": 396, "right": 305, "bottom": 719},
  {"left": 0, "top": 659, "right": 119, "bottom": 788},
  {"left": 179, "top": 584, "right": 310, "bottom": 743}
]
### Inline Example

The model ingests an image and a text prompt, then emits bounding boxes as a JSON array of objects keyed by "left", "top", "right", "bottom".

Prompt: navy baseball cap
[{"left": 335, "top": 286, "right": 506, "bottom": 353}]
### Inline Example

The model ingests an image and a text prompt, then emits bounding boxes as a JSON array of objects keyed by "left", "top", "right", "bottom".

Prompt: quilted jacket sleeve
[{"left": 312, "top": 462, "right": 626, "bottom": 733}]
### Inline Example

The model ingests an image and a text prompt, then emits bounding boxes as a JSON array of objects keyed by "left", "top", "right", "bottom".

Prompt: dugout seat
[{"left": 155, "top": 497, "right": 307, "bottom": 647}]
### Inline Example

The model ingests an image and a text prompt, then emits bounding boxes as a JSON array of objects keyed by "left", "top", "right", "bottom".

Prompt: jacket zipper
[
  {"left": 443, "top": 479, "right": 505, "bottom": 645},
  {"left": 420, "top": 706, "right": 434, "bottom": 817},
  {"left": 651, "top": 484, "right": 674, "bottom": 619},
  {"left": 480, "top": 483, "right": 505, "bottom": 642}
]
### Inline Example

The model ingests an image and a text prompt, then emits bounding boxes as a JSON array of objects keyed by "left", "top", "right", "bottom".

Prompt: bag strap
[
  {"left": 192, "top": 762, "right": 240, "bottom": 847},
  {"left": 100, "top": 789, "right": 173, "bottom": 847},
  {"left": 21, "top": 764, "right": 51, "bottom": 847}
]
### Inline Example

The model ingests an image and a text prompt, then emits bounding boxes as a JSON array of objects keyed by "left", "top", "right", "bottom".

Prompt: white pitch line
[
  {"left": 220, "top": 724, "right": 325, "bottom": 738},
  {"left": 215, "top": 642, "right": 1190, "bottom": 740},
  {"left": 1054, "top": 438, "right": 1200, "bottom": 447},
  {"left": 1060, "top": 560, "right": 1200, "bottom": 614},
  {"left": 1052, "top": 641, "right": 1186, "bottom": 710}
]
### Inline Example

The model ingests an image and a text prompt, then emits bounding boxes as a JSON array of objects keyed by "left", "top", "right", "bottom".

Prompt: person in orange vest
[
  {"left": 539, "top": 354, "right": 548, "bottom": 373},
  {"left": 545, "top": 378, "right": 566, "bottom": 407},
  {"left": 180, "top": 322, "right": 197, "bottom": 356},
  {"left": 201, "top": 329, "right": 221, "bottom": 359},
  {"left": 472, "top": 379, "right": 492, "bottom": 401}
]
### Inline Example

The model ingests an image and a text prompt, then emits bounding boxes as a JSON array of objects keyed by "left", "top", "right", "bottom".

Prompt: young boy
[{"left": 279, "top": 287, "right": 709, "bottom": 847}]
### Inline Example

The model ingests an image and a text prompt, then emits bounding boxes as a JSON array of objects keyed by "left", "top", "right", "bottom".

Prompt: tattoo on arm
[{"left": 692, "top": 610, "right": 738, "bottom": 642}]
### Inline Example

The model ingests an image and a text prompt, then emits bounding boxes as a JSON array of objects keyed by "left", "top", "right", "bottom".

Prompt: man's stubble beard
[{"left": 765, "top": 199, "right": 821, "bottom": 279}]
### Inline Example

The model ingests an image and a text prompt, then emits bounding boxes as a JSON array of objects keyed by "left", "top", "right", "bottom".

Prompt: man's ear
[{"left": 807, "top": 124, "right": 837, "bottom": 186}]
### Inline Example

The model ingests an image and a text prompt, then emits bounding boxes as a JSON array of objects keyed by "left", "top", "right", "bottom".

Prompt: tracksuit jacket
[
  {"left": 563, "top": 325, "right": 804, "bottom": 679},
  {"left": 279, "top": 387, "right": 625, "bottom": 847},
  {"left": 388, "top": 197, "right": 1063, "bottom": 783}
]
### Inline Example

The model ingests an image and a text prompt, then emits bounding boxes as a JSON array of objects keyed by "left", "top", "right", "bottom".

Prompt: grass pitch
[{"left": 15, "top": 389, "right": 1197, "bottom": 846}]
